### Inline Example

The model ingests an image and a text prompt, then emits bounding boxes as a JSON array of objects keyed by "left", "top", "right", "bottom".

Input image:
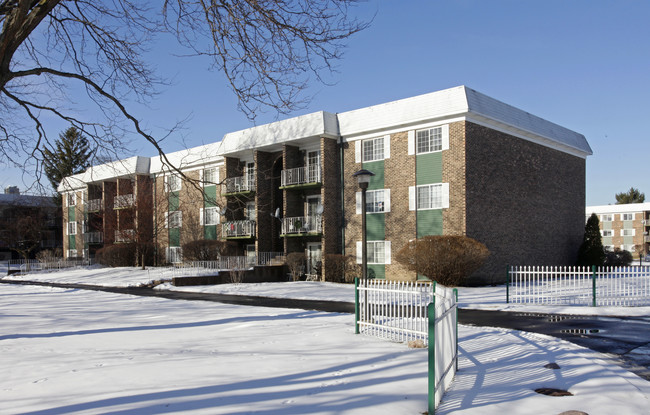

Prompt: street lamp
[{"left": 353, "top": 168, "right": 375, "bottom": 317}]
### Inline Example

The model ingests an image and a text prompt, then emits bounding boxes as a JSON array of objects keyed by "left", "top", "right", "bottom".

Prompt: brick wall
[
  {"left": 442, "top": 122, "right": 467, "bottom": 236},
  {"left": 465, "top": 121, "right": 586, "bottom": 284},
  {"left": 320, "top": 136, "right": 341, "bottom": 280}
]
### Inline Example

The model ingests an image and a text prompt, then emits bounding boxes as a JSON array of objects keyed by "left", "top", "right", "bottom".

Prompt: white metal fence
[
  {"left": 508, "top": 265, "right": 650, "bottom": 306},
  {"left": 354, "top": 278, "right": 458, "bottom": 413},
  {"left": 170, "top": 253, "right": 285, "bottom": 278},
  {"left": 6, "top": 258, "right": 93, "bottom": 274}
]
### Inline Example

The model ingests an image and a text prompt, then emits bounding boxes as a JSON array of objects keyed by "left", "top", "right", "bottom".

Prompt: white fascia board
[
  {"left": 337, "top": 86, "right": 469, "bottom": 138},
  {"left": 341, "top": 116, "right": 466, "bottom": 143},
  {"left": 150, "top": 142, "right": 223, "bottom": 174},
  {"left": 57, "top": 174, "right": 86, "bottom": 193},
  {"left": 587, "top": 203, "right": 650, "bottom": 215},
  {"left": 217, "top": 111, "right": 339, "bottom": 156}
]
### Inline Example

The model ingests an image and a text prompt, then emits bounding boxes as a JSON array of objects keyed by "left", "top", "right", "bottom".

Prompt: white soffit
[{"left": 587, "top": 203, "right": 650, "bottom": 215}]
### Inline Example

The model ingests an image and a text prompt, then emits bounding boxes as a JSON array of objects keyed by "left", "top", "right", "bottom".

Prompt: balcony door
[
  {"left": 306, "top": 150, "right": 320, "bottom": 183},
  {"left": 306, "top": 242, "right": 322, "bottom": 277}
]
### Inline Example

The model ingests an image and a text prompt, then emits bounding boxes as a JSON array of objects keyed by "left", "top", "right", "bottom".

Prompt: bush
[
  {"left": 182, "top": 239, "right": 232, "bottom": 261},
  {"left": 395, "top": 235, "right": 489, "bottom": 286},
  {"left": 604, "top": 248, "right": 633, "bottom": 267},
  {"left": 324, "top": 254, "right": 360, "bottom": 283},
  {"left": 286, "top": 252, "right": 305, "bottom": 281},
  {"left": 577, "top": 213, "right": 606, "bottom": 266},
  {"left": 95, "top": 243, "right": 136, "bottom": 267}
]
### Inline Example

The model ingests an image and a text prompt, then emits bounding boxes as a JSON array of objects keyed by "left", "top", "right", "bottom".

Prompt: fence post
[
  {"left": 506, "top": 265, "right": 510, "bottom": 304},
  {"left": 354, "top": 277, "right": 360, "bottom": 334},
  {"left": 427, "top": 300, "right": 436, "bottom": 415},
  {"left": 454, "top": 287, "right": 459, "bottom": 371},
  {"left": 591, "top": 265, "right": 597, "bottom": 307}
]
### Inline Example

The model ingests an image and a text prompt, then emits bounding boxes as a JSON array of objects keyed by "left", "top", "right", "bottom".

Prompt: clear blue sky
[{"left": 2, "top": 0, "right": 648, "bottom": 206}]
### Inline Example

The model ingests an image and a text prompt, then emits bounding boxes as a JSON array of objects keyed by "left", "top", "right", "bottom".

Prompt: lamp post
[{"left": 353, "top": 169, "right": 375, "bottom": 316}]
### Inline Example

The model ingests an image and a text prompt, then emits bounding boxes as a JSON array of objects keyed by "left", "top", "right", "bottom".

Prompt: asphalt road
[{"left": 2, "top": 279, "right": 649, "bottom": 380}]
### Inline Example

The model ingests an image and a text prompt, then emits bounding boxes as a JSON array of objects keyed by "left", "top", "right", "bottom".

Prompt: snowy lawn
[{"left": 2, "top": 266, "right": 650, "bottom": 414}]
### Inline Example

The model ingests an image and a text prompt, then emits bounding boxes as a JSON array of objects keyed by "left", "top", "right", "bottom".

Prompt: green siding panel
[
  {"left": 417, "top": 209, "right": 443, "bottom": 238},
  {"left": 368, "top": 264, "right": 385, "bottom": 280},
  {"left": 362, "top": 160, "right": 384, "bottom": 190},
  {"left": 68, "top": 235, "right": 76, "bottom": 250},
  {"left": 169, "top": 228, "right": 180, "bottom": 247},
  {"left": 416, "top": 152, "right": 442, "bottom": 185},
  {"left": 68, "top": 206, "right": 76, "bottom": 221},
  {"left": 204, "top": 225, "right": 217, "bottom": 240},
  {"left": 204, "top": 186, "right": 218, "bottom": 208},
  {"left": 366, "top": 214, "right": 385, "bottom": 240},
  {"left": 169, "top": 191, "right": 180, "bottom": 212}
]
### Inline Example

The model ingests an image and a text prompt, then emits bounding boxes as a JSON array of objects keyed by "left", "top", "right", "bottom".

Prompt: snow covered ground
[{"left": 2, "top": 265, "right": 650, "bottom": 414}]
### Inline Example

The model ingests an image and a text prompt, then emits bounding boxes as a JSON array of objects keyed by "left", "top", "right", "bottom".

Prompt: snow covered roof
[
  {"left": 149, "top": 142, "right": 223, "bottom": 174},
  {"left": 218, "top": 111, "right": 338, "bottom": 157},
  {"left": 0, "top": 193, "right": 55, "bottom": 208},
  {"left": 337, "top": 86, "right": 592, "bottom": 158},
  {"left": 57, "top": 156, "right": 150, "bottom": 192},
  {"left": 586, "top": 202, "right": 650, "bottom": 215}
]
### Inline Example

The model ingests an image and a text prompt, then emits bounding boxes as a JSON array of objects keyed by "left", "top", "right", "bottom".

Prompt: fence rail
[
  {"left": 508, "top": 265, "right": 650, "bottom": 306},
  {"left": 6, "top": 258, "right": 93, "bottom": 274},
  {"left": 170, "top": 253, "right": 285, "bottom": 278}
]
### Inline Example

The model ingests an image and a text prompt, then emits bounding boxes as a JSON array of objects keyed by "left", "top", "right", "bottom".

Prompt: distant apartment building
[
  {"left": 586, "top": 203, "right": 650, "bottom": 259},
  {"left": 0, "top": 186, "right": 62, "bottom": 260},
  {"left": 59, "top": 86, "right": 592, "bottom": 283}
]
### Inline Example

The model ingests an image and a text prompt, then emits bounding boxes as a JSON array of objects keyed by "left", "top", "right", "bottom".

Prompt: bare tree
[{"left": 1, "top": 1, "right": 369, "bottom": 186}]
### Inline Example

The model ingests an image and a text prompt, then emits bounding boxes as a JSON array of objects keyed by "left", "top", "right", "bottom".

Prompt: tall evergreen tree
[
  {"left": 615, "top": 187, "right": 645, "bottom": 204},
  {"left": 43, "top": 127, "right": 93, "bottom": 198},
  {"left": 576, "top": 213, "right": 606, "bottom": 266}
]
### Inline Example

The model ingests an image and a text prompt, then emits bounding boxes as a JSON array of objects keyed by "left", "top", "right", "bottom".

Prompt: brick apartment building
[
  {"left": 59, "top": 86, "right": 593, "bottom": 283},
  {"left": 585, "top": 203, "right": 650, "bottom": 259}
]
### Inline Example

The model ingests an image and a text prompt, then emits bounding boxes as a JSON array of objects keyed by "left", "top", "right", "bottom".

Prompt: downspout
[
  {"left": 339, "top": 135, "right": 346, "bottom": 256},
  {"left": 153, "top": 173, "right": 157, "bottom": 266}
]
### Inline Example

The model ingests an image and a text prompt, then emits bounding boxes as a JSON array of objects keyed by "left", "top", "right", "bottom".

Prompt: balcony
[
  {"left": 223, "top": 176, "right": 255, "bottom": 195},
  {"left": 222, "top": 220, "right": 256, "bottom": 239},
  {"left": 115, "top": 229, "right": 135, "bottom": 243},
  {"left": 114, "top": 194, "right": 134, "bottom": 209},
  {"left": 280, "top": 165, "right": 321, "bottom": 188},
  {"left": 85, "top": 198, "right": 102, "bottom": 212},
  {"left": 83, "top": 231, "right": 104, "bottom": 244},
  {"left": 280, "top": 216, "right": 322, "bottom": 236}
]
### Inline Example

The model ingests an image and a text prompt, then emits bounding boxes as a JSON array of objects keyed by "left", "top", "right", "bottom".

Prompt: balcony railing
[
  {"left": 281, "top": 216, "right": 322, "bottom": 236},
  {"left": 222, "top": 220, "right": 256, "bottom": 238},
  {"left": 83, "top": 231, "right": 104, "bottom": 244},
  {"left": 85, "top": 198, "right": 102, "bottom": 212},
  {"left": 115, "top": 229, "right": 135, "bottom": 243},
  {"left": 114, "top": 194, "right": 134, "bottom": 209},
  {"left": 280, "top": 165, "right": 321, "bottom": 187},
  {"left": 223, "top": 175, "right": 255, "bottom": 194}
]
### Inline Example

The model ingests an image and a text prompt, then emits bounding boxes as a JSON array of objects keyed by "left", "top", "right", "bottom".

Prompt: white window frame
[
  {"left": 621, "top": 213, "right": 635, "bottom": 221},
  {"left": 246, "top": 201, "right": 256, "bottom": 221},
  {"left": 600, "top": 214, "right": 613, "bottom": 222},
  {"left": 408, "top": 125, "right": 449, "bottom": 155},
  {"left": 165, "top": 173, "right": 182, "bottom": 192},
  {"left": 67, "top": 249, "right": 78, "bottom": 258},
  {"left": 409, "top": 183, "right": 450, "bottom": 210},
  {"left": 356, "top": 240, "right": 391, "bottom": 265},
  {"left": 355, "top": 135, "right": 390, "bottom": 163},
  {"left": 67, "top": 192, "right": 77, "bottom": 207},
  {"left": 356, "top": 189, "right": 391, "bottom": 214},
  {"left": 621, "top": 244, "right": 636, "bottom": 252},
  {"left": 604, "top": 245, "right": 614, "bottom": 252},
  {"left": 167, "top": 247, "right": 183, "bottom": 263},
  {"left": 201, "top": 206, "right": 220, "bottom": 226},
  {"left": 601, "top": 229, "right": 613, "bottom": 237},
  {"left": 166, "top": 211, "right": 182, "bottom": 228},
  {"left": 67, "top": 221, "right": 77, "bottom": 235},
  {"left": 621, "top": 229, "right": 635, "bottom": 237},
  {"left": 202, "top": 167, "right": 219, "bottom": 187}
]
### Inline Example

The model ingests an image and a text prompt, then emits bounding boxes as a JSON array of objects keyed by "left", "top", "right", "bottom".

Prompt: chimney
[{"left": 4, "top": 186, "right": 19, "bottom": 195}]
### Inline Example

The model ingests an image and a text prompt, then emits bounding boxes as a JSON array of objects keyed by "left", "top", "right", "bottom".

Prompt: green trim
[
  {"left": 354, "top": 277, "right": 360, "bottom": 334},
  {"left": 279, "top": 182, "right": 322, "bottom": 190},
  {"left": 204, "top": 225, "right": 217, "bottom": 240},
  {"left": 68, "top": 206, "right": 76, "bottom": 221},
  {"left": 169, "top": 228, "right": 180, "bottom": 247},
  {"left": 204, "top": 186, "right": 218, "bottom": 208},
  {"left": 416, "top": 152, "right": 442, "bottom": 185},
  {"left": 68, "top": 235, "right": 76, "bottom": 250},
  {"left": 367, "top": 264, "right": 385, "bottom": 279},
  {"left": 417, "top": 209, "right": 443, "bottom": 238},
  {"left": 169, "top": 191, "right": 180, "bottom": 211},
  {"left": 428, "top": 300, "right": 436, "bottom": 414},
  {"left": 222, "top": 190, "right": 255, "bottom": 197},
  {"left": 223, "top": 235, "right": 255, "bottom": 240},
  {"left": 280, "top": 232, "right": 322, "bottom": 238}
]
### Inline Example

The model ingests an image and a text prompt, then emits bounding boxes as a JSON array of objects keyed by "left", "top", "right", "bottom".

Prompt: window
[
  {"left": 246, "top": 201, "right": 256, "bottom": 221},
  {"left": 622, "top": 213, "right": 635, "bottom": 221},
  {"left": 356, "top": 189, "right": 391, "bottom": 214},
  {"left": 167, "top": 174, "right": 181, "bottom": 192},
  {"left": 203, "top": 207, "right": 220, "bottom": 225},
  {"left": 601, "top": 214, "right": 613, "bottom": 222},
  {"left": 621, "top": 244, "right": 636, "bottom": 252},
  {"left": 409, "top": 183, "right": 449, "bottom": 210},
  {"left": 356, "top": 240, "right": 392, "bottom": 265},
  {"left": 67, "top": 193, "right": 76, "bottom": 206},
  {"left": 604, "top": 245, "right": 614, "bottom": 252},
  {"left": 621, "top": 229, "right": 635, "bottom": 237},
  {"left": 203, "top": 167, "right": 218, "bottom": 186},
  {"left": 167, "top": 247, "right": 182, "bottom": 263},
  {"left": 601, "top": 230, "right": 613, "bottom": 237},
  {"left": 67, "top": 249, "right": 78, "bottom": 258},
  {"left": 362, "top": 137, "right": 384, "bottom": 162},
  {"left": 68, "top": 221, "right": 77, "bottom": 235},
  {"left": 167, "top": 211, "right": 182, "bottom": 228},
  {"left": 416, "top": 127, "right": 443, "bottom": 154}
]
